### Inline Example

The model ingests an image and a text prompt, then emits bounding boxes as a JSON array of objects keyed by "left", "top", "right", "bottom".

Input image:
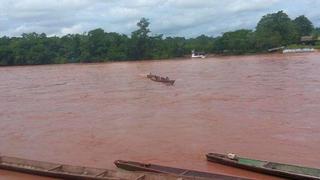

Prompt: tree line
[{"left": 0, "top": 11, "right": 319, "bottom": 66}]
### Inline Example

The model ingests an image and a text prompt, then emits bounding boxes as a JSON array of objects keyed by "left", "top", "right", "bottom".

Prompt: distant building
[{"left": 300, "top": 36, "right": 319, "bottom": 45}]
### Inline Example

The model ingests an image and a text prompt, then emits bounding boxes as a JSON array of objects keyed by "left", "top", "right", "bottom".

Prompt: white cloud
[
  {"left": 168, "top": 0, "right": 220, "bottom": 9},
  {"left": 226, "top": 0, "right": 280, "bottom": 12},
  {"left": 120, "top": 0, "right": 166, "bottom": 8},
  {"left": 60, "top": 24, "right": 86, "bottom": 35}
]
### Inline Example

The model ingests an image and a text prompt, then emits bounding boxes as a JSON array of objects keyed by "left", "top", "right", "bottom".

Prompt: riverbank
[{"left": 0, "top": 49, "right": 318, "bottom": 68}]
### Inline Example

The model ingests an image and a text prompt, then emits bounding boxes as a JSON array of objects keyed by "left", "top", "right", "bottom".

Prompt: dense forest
[{"left": 0, "top": 11, "right": 319, "bottom": 66}]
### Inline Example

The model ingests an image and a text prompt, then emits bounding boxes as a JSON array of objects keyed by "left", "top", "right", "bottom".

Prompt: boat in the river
[
  {"left": 192, "top": 50, "right": 206, "bottom": 58},
  {"left": 0, "top": 155, "right": 212, "bottom": 180},
  {"left": 206, "top": 153, "right": 320, "bottom": 180},
  {"left": 114, "top": 160, "right": 250, "bottom": 180},
  {"left": 147, "top": 73, "right": 175, "bottom": 85}
]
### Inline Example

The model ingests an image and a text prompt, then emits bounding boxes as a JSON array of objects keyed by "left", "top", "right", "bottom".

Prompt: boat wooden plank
[
  {"left": 95, "top": 170, "right": 109, "bottom": 177},
  {"left": 179, "top": 170, "right": 189, "bottom": 175},
  {"left": 135, "top": 174, "right": 146, "bottom": 180},
  {"left": 47, "top": 165, "right": 62, "bottom": 171}
]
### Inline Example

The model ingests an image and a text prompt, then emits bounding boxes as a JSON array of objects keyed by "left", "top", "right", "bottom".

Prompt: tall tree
[
  {"left": 255, "top": 11, "right": 299, "bottom": 49},
  {"left": 129, "top": 18, "right": 152, "bottom": 60},
  {"left": 87, "top": 28, "right": 109, "bottom": 61},
  {"left": 293, "top": 15, "right": 314, "bottom": 36}
]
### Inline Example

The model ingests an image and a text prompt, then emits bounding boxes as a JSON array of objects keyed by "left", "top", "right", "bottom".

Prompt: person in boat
[
  {"left": 147, "top": 72, "right": 152, "bottom": 78},
  {"left": 166, "top": 77, "right": 169, "bottom": 80}
]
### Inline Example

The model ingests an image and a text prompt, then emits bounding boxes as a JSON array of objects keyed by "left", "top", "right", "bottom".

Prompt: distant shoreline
[{"left": 1, "top": 50, "right": 319, "bottom": 68}]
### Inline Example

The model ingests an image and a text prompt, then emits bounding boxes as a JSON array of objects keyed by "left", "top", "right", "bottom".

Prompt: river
[{"left": 1, "top": 52, "right": 320, "bottom": 179}]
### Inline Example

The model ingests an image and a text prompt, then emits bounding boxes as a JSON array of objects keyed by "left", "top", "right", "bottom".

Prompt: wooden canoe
[
  {"left": 0, "top": 155, "right": 121, "bottom": 180},
  {"left": 150, "top": 78, "right": 175, "bottom": 85},
  {"left": 206, "top": 153, "right": 320, "bottom": 180},
  {"left": 0, "top": 155, "right": 212, "bottom": 180},
  {"left": 147, "top": 74, "right": 175, "bottom": 85},
  {"left": 114, "top": 160, "right": 250, "bottom": 180}
]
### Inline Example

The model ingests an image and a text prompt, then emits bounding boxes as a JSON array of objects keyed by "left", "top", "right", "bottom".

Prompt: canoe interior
[
  {"left": 264, "top": 161, "right": 320, "bottom": 177},
  {"left": 237, "top": 157, "right": 320, "bottom": 177},
  {"left": 147, "top": 74, "right": 175, "bottom": 85},
  {"left": 207, "top": 153, "right": 320, "bottom": 179},
  {"left": 0, "top": 156, "right": 109, "bottom": 177},
  {"left": 115, "top": 160, "right": 250, "bottom": 180}
]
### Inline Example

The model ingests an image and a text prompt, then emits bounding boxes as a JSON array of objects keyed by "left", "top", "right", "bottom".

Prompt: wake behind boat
[
  {"left": 147, "top": 73, "right": 175, "bottom": 85},
  {"left": 206, "top": 153, "right": 320, "bottom": 180},
  {"left": 114, "top": 160, "right": 250, "bottom": 180}
]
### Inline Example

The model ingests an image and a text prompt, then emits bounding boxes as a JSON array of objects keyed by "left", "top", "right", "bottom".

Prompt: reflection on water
[{"left": 1, "top": 52, "right": 320, "bottom": 179}]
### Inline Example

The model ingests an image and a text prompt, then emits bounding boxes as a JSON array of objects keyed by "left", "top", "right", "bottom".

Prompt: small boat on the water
[
  {"left": 192, "top": 50, "right": 206, "bottom": 59},
  {"left": 206, "top": 153, "right": 320, "bottom": 180},
  {"left": 147, "top": 73, "right": 175, "bottom": 85},
  {"left": 114, "top": 160, "right": 250, "bottom": 180},
  {"left": 0, "top": 155, "right": 210, "bottom": 180}
]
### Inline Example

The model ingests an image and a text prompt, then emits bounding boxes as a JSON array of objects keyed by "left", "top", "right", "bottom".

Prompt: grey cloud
[{"left": 0, "top": 0, "right": 319, "bottom": 37}]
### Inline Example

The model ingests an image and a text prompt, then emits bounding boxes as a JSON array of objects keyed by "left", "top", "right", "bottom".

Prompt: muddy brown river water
[{"left": 1, "top": 53, "right": 320, "bottom": 179}]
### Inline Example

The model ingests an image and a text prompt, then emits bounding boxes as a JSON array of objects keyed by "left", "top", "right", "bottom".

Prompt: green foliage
[
  {"left": 312, "top": 27, "right": 320, "bottom": 37},
  {"left": 185, "top": 35, "right": 215, "bottom": 53},
  {"left": 315, "top": 41, "right": 320, "bottom": 49},
  {"left": 86, "top": 29, "right": 109, "bottom": 61},
  {"left": 220, "top": 29, "right": 256, "bottom": 54},
  {"left": 293, "top": 15, "right": 314, "bottom": 36},
  {"left": 255, "top": 11, "right": 299, "bottom": 49},
  {"left": 286, "top": 44, "right": 313, "bottom": 49},
  {"left": 129, "top": 18, "right": 152, "bottom": 60},
  {"left": 60, "top": 34, "right": 82, "bottom": 63}
]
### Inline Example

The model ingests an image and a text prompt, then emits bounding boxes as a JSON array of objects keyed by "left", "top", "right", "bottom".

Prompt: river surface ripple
[{"left": 1, "top": 53, "right": 320, "bottom": 179}]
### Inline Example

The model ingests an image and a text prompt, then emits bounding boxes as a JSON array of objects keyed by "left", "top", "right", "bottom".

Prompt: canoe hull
[
  {"left": 114, "top": 160, "right": 250, "bottom": 180},
  {"left": 0, "top": 156, "right": 120, "bottom": 180},
  {"left": 150, "top": 78, "right": 175, "bottom": 85},
  {"left": 206, "top": 153, "right": 320, "bottom": 180},
  {"left": 0, "top": 165, "right": 101, "bottom": 180},
  {"left": 147, "top": 74, "right": 175, "bottom": 85}
]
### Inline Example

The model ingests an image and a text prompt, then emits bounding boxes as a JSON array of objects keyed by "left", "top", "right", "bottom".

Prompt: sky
[{"left": 0, "top": 0, "right": 319, "bottom": 38}]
